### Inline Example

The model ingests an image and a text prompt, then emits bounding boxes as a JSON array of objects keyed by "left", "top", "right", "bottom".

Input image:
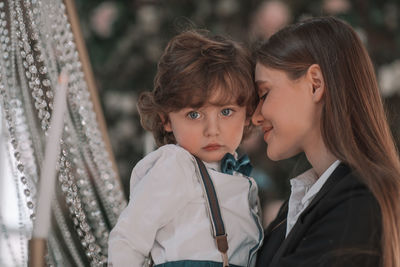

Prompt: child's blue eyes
[
  {"left": 187, "top": 111, "right": 200, "bottom": 119},
  {"left": 221, "top": 108, "right": 233, "bottom": 116},
  {"left": 186, "top": 108, "right": 234, "bottom": 119}
]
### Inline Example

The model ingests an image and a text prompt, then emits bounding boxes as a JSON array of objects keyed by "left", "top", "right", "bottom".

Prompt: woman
[{"left": 252, "top": 17, "right": 400, "bottom": 267}]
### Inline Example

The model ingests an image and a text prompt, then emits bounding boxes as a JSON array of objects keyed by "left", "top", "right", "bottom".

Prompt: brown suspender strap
[{"left": 194, "top": 156, "right": 229, "bottom": 267}]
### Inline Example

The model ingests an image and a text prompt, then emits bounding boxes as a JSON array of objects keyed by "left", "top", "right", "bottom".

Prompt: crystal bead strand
[
  {"left": 13, "top": 0, "right": 61, "bottom": 200},
  {"left": 58, "top": 141, "right": 105, "bottom": 265},
  {"left": 26, "top": 0, "right": 60, "bottom": 100},
  {"left": 64, "top": 115, "right": 109, "bottom": 254},
  {"left": 13, "top": 157, "right": 30, "bottom": 266},
  {"left": 1, "top": 0, "right": 128, "bottom": 265},
  {"left": 50, "top": 0, "right": 118, "bottom": 223},
  {"left": 14, "top": 0, "right": 108, "bottom": 257},
  {"left": 0, "top": 118, "right": 28, "bottom": 267},
  {"left": 22, "top": 0, "right": 55, "bottom": 79},
  {"left": 39, "top": 0, "right": 118, "bottom": 259},
  {"left": 0, "top": 0, "right": 38, "bottom": 221},
  {"left": 14, "top": 0, "right": 51, "bottom": 132},
  {"left": 52, "top": 198, "right": 85, "bottom": 267},
  {"left": 0, "top": 117, "right": 19, "bottom": 267},
  {"left": 45, "top": 0, "right": 111, "bottom": 250},
  {"left": 0, "top": 88, "right": 38, "bottom": 221},
  {"left": 2, "top": 133, "right": 33, "bottom": 266},
  {"left": 10, "top": 99, "right": 38, "bottom": 193},
  {"left": 7, "top": 0, "right": 41, "bottom": 169},
  {"left": 6, "top": 99, "right": 38, "bottom": 220},
  {"left": 50, "top": 0, "right": 126, "bottom": 226}
]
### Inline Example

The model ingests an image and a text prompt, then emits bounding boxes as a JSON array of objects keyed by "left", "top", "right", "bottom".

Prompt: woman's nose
[{"left": 251, "top": 101, "right": 264, "bottom": 126}]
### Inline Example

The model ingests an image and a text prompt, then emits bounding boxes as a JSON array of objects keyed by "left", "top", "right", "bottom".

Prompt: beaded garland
[{"left": 0, "top": 0, "right": 127, "bottom": 265}]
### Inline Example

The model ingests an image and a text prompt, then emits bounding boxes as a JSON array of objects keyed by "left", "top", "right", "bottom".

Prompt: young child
[{"left": 108, "top": 30, "right": 263, "bottom": 267}]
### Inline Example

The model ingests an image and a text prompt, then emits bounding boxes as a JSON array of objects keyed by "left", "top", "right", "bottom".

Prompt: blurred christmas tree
[{"left": 75, "top": 0, "right": 400, "bottom": 202}]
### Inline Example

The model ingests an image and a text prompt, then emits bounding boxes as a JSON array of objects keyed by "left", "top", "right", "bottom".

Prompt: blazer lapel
[
  {"left": 269, "top": 163, "right": 351, "bottom": 266},
  {"left": 296, "top": 163, "right": 351, "bottom": 221},
  {"left": 265, "top": 201, "right": 288, "bottom": 236},
  {"left": 256, "top": 201, "right": 288, "bottom": 267}
]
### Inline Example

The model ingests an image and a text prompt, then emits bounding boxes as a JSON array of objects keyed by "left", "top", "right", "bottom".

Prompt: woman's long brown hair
[{"left": 256, "top": 17, "right": 400, "bottom": 267}]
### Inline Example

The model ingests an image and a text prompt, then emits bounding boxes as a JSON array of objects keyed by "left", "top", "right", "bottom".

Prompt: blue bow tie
[{"left": 220, "top": 153, "right": 253, "bottom": 176}]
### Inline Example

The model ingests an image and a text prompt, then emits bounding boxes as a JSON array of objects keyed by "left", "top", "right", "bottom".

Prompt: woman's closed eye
[
  {"left": 260, "top": 92, "right": 269, "bottom": 101},
  {"left": 187, "top": 111, "right": 201, "bottom": 120}
]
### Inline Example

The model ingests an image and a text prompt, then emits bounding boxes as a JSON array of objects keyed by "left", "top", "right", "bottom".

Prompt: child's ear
[
  {"left": 164, "top": 122, "right": 172, "bottom": 132},
  {"left": 306, "top": 64, "right": 325, "bottom": 103},
  {"left": 159, "top": 113, "right": 172, "bottom": 132}
]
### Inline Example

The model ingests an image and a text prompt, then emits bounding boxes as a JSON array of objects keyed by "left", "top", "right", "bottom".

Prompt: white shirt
[
  {"left": 108, "top": 144, "right": 263, "bottom": 266},
  {"left": 286, "top": 160, "right": 341, "bottom": 237}
]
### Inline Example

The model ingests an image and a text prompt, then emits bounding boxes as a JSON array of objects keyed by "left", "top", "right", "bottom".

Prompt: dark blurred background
[{"left": 74, "top": 0, "right": 400, "bottom": 224}]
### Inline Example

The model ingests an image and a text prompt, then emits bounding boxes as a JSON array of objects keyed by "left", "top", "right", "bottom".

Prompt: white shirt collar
[
  {"left": 301, "top": 160, "right": 341, "bottom": 205},
  {"left": 201, "top": 152, "right": 239, "bottom": 173},
  {"left": 286, "top": 160, "right": 341, "bottom": 237},
  {"left": 203, "top": 161, "right": 221, "bottom": 172}
]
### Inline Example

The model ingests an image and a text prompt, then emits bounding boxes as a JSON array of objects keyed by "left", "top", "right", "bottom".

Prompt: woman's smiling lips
[
  {"left": 203, "top": 143, "right": 222, "bottom": 151},
  {"left": 262, "top": 126, "right": 273, "bottom": 141}
]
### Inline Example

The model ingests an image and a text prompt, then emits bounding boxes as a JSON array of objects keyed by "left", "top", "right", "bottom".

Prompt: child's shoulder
[
  {"left": 156, "top": 144, "right": 193, "bottom": 157},
  {"left": 128, "top": 145, "right": 198, "bottom": 201},
  {"left": 146, "top": 144, "right": 194, "bottom": 165},
  {"left": 132, "top": 144, "right": 195, "bottom": 177}
]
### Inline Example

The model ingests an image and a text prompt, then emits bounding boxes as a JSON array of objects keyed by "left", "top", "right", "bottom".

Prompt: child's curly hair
[{"left": 137, "top": 30, "right": 258, "bottom": 146}]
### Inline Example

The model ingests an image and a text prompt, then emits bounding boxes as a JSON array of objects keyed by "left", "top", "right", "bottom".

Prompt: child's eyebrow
[
  {"left": 202, "top": 101, "right": 238, "bottom": 108},
  {"left": 216, "top": 103, "right": 237, "bottom": 107}
]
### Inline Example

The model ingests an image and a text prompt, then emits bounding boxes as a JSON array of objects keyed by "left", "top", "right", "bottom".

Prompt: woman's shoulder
[
  {"left": 331, "top": 165, "right": 378, "bottom": 201},
  {"left": 317, "top": 164, "right": 381, "bottom": 219},
  {"left": 294, "top": 163, "right": 381, "bottom": 231}
]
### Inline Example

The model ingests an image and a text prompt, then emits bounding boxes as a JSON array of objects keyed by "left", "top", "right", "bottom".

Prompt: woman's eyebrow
[
  {"left": 255, "top": 80, "right": 268, "bottom": 87},
  {"left": 255, "top": 81, "right": 270, "bottom": 92}
]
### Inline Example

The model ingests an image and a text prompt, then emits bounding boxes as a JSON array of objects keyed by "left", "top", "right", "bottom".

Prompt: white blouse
[
  {"left": 286, "top": 160, "right": 341, "bottom": 236},
  {"left": 108, "top": 144, "right": 263, "bottom": 266}
]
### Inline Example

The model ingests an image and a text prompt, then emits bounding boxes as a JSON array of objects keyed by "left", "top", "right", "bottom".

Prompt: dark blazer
[{"left": 256, "top": 163, "right": 382, "bottom": 267}]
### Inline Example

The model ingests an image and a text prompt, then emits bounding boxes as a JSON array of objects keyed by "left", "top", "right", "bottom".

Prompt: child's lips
[{"left": 203, "top": 143, "right": 222, "bottom": 151}]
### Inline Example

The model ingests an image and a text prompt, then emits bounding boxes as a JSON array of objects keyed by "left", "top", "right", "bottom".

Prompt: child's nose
[
  {"left": 251, "top": 102, "right": 264, "bottom": 126},
  {"left": 204, "top": 117, "right": 220, "bottom": 137}
]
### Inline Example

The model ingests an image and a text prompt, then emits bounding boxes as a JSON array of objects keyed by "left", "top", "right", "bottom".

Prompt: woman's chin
[
  {"left": 267, "top": 147, "right": 301, "bottom": 161},
  {"left": 266, "top": 149, "right": 281, "bottom": 161},
  {"left": 266, "top": 147, "right": 292, "bottom": 161}
]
